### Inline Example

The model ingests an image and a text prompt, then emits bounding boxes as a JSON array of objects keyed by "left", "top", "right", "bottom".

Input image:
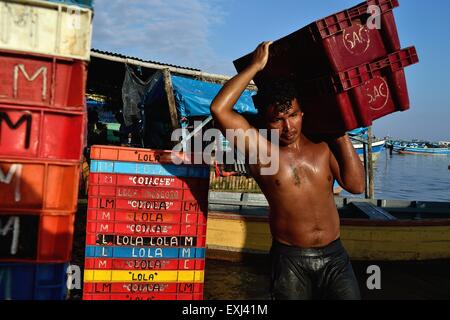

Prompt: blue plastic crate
[
  {"left": 45, "top": 0, "right": 94, "bottom": 9},
  {"left": 0, "top": 263, "right": 68, "bottom": 300}
]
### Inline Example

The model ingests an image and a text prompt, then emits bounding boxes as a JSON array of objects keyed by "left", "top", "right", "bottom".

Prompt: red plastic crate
[
  {"left": 233, "top": 0, "right": 402, "bottom": 85},
  {"left": 193, "top": 293, "right": 203, "bottom": 300},
  {"left": 90, "top": 145, "right": 193, "bottom": 163},
  {"left": 87, "top": 209, "right": 182, "bottom": 223},
  {"left": 88, "top": 173, "right": 209, "bottom": 202},
  {"left": 299, "top": 46, "right": 418, "bottom": 133},
  {"left": 87, "top": 197, "right": 207, "bottom": 214},
  {"left": 0, "top": 50, "right": 87, "bottom": 111},
  {"left": 83, "top": 293, "right": 179, "bottom": 300},
  {"left": 0, "top": 160, "right": 80, "bottom": 212},
  {"left": 88, "top": 185, "right": 184, "bottom": 201},
  {"left": 83, "top": 282, "right": 203, "bottom": 294},
  {"left": 84, "top": 258, "right": 206, "bottom": 271},
  {"left": 88, "top": 185, "right": 208, "bottom": 202},
  {"left": 87, "top": 209, "right": 205, "bottom": 225},
  {"left": 85, "top": 221, "right": 203, "bottom": 237},
  {"left": 84, "top": 258, "right": 178, "bottom": 271},
  {"left": 88, "top": 173, "right": 186, "bottom": 189},
  {"left": 0, "top": 105, "right": 86, "bottom": 161},
  {"left": 85, "top": 233, "right": 205, "bottom": 248},
  {"left": 84, "top": 146, "right": 209, "bottom": 301},
  {"left": 0, "top": 212, "right": 75, "bottom": 263},
  {"left": 313, "top": 0, "right": 401, "bottom": 72}
]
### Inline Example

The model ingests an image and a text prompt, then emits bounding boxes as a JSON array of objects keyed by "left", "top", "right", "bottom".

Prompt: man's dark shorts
[{"left": 270, "top": 238, "right": 361, "bottom": 300}]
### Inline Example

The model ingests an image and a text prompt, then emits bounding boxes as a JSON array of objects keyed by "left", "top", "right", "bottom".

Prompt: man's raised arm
[
  {"left": 329, "top": 134, "right": 366, "bottom": 194},
  {"left": 210, "top": 42, "right": 272, "bottom": 154}
]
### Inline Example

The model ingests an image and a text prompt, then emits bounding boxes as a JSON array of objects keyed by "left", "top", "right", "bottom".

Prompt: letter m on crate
[
  {"left": 0, "top": 111, "right": 32, "bottom": 149},
  {"left": 13, "top": 64, "right": 48, "bottom": 101}
]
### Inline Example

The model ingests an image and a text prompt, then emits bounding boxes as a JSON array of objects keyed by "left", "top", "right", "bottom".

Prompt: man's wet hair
[{"left": 255, "top": 79, "right": 300, "bottom": 115}]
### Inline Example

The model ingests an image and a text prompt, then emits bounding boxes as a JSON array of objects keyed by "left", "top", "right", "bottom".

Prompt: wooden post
[
  {"left": 363, "top": 141, "right": 369, "bottom": 199},
  {"left": 367, "top": 126, "right": 375, "bottom": 199},
  {"left": 162, "top": 69, "right": 180, "bottom": 146}
]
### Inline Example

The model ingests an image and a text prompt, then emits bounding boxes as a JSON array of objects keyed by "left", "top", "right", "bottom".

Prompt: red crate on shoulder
[
  {"left": 0, "top": 160, "right": 80, "bottom": 212},
  {"left": 310, "top": 0, "right": 401, "bottom": 72},
  {"left": 234, "top": 0, "right": 401, "bottom": 85},
  {"left": 0, "top": 50, "right": 87, "bottom": 111},
  {"left": 0, "top": 211, "right": 75, "bottom": 263},
  {"left": 0, "top": 105, "right": 86, "bottom": 161},
  {"left": 299, "top": 46, "right": 418, "bottom": 133}
]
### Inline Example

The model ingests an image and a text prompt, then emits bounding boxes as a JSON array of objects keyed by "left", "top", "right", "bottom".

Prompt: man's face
[{"left": 265, "top": 98, "right": 303, "bottom": 146}]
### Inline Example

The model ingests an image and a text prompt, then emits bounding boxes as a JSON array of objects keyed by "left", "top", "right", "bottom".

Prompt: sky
[{"left": 92, "top": 0, "right": 450, "bottom": 141}]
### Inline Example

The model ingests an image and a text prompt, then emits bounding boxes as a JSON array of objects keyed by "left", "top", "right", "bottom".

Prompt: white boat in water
[
  {"left": 393, "top": 143, "right": 450, "bottom": 156},
  {"left": 353, "top": 139, "right": 386, "bottom": 161}
]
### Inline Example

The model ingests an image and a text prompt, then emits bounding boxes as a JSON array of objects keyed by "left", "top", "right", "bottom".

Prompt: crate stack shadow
[
  {"left": 234, "top": 0, "right": 419, "bottom": 134},
  {"left": 0, "top": 0, "right": 93, "bottom": 300},
  {"left": 83, "top": 146, "right": 210, "bottom": 300}
]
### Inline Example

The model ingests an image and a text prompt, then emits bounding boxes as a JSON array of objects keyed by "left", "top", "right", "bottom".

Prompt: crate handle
[
  {"left": 316, "top": 0, "right": 399, "bottom": 38},
  {"left": 337, "top": 46, "right": 418, "bottom": 91}
]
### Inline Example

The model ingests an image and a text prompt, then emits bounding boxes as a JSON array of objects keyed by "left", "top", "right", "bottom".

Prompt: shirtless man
[{"left": 210, "top": 42, "right": 366, "bottom": 300}]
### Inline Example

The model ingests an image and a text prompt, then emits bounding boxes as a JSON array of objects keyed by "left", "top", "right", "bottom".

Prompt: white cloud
[{"left": 92, "top": 0, "right": 226, "bottom": 72}]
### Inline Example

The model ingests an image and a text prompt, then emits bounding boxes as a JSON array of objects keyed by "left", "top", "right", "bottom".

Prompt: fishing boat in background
[
  {"left": 386, "top": 140, "right": 450, "bottom": 156},
  {"left": 348, "top": 127, "right": 385, "bottom": 161},
  {"left": 353, "top": 139, "right": 386, "bottom": 161},
  {"left": 395, "top": 144, "right": 450, "bottom": 156}
]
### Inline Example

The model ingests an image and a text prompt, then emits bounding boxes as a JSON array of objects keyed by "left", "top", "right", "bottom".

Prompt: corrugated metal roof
[{"left": 91, "top": 48, "right": 201, "bottom": 72}]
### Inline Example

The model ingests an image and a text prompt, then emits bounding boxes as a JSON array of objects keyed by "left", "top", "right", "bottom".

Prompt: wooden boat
[
  {"left": 206, "top": 192, "right": 450, "bottom": 262},
  {"left": 389, "top": 141, "right": 450, "bottom": 156},
  {"left": 353, "top": 139, "right": 385, "bottom": 161},
  {"left": 397, "top": 146, "right": 450, "bottom": 156}
]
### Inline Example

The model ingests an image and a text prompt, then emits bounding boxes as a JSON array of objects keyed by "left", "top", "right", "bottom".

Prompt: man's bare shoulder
[{"left": 302, "top": 136, "right": 331, "bottom": 157}]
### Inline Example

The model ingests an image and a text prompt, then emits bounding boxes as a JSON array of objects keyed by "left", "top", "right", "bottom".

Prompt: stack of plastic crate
[
  {"left": 0, "top": 0, "right": 93, "bottom": 300},
  {"left": 233, "top": 0, "right": 419, "bottom": 134},
  {"left": 83, "top": 146, "right": 210, "bottom": 300}
]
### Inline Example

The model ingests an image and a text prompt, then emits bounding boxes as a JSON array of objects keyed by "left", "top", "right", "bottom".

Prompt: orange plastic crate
[
  {"left": 0, "top": 160, "right": 80, "bottom": 213},
  {"left": 90, "top": 145, "right": 198, "bottom": 164}
]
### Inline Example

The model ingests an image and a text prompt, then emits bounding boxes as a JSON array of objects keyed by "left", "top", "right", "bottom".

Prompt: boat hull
[
  {"left": 354, "top": 140, "right": 385, "bottom": 161},
  {"left": 398, "top": 148, "right": 450, "bottom": 156},
  {"left": 206, "top": 212, "right": 450, "bottom": 261}
]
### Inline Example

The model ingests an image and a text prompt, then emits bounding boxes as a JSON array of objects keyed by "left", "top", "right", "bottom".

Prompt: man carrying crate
[{"left": 211, "top": 42, "right": 365, "bottom": 300}]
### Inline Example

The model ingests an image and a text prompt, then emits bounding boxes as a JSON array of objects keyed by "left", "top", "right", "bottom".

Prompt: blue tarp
[
  {"left": 348, "top": 127, "right": 369, "bottom": 137},
  {"left": 171, "top": 75, "right": 258, "bottom": 118}
]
